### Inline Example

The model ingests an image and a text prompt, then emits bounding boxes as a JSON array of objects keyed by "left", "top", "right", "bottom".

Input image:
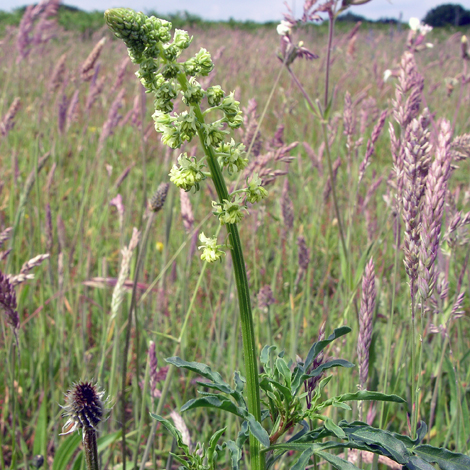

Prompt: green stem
[
  {"left": 83, "top": 429, "right": 100, "bottom": 470},
  {"left": 177, "top": 72, "right": 263, "bottom": 470}
]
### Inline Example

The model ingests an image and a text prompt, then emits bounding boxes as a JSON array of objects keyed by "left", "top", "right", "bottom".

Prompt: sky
[{"left": 2, "top": 0, "right": 470, "bottom": 23}]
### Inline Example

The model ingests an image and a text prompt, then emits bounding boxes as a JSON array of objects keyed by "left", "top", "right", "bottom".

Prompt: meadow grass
[{"left": 0, "top": 4, "right": 470, "bottom": 469}]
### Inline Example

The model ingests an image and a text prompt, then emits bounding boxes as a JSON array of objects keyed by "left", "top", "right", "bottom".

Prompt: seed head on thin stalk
[{"left": 61, "top": 381, "right": 111, "bottom": 470}]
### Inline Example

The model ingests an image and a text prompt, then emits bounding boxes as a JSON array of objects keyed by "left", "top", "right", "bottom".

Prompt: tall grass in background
[{"left": 0, "top": 0, "right": 469, "bottom": 468}]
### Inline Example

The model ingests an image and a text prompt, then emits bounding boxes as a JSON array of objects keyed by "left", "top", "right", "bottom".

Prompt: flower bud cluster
[
  {"left": 198, "top": 232, "right": 227, "bottom": 263},
  {"left": 169, "top": 153, "right": 208, "bottom": 192}
]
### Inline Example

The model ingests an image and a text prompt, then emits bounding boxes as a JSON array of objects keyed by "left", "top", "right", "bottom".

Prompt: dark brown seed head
[
  {"left": 61, "top": 381, "right": 108, "bottom": 435},
  {"left": 149, "top": 183, "right": 170, "bottom": 213}
]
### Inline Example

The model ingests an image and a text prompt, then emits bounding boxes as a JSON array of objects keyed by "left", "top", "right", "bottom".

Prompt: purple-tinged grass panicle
[
  {"left": 8, "top": 254, "right": 50, "bottom": 287},
  {"left": 114, "top": 164, "right": 134, "bottom": 189},
  {"left": 45, "top": 162, "right": 57, "bottom": 194},
  {"left": 401, "top": 114, "right": 432, "bottom": 300},
  {"left": 111, "top": 57, "right": 129, "bottom": 95},
  {"left": 280, "top": 178, "right": 294, "bottom": 230},
  {"left": 149, "top": 183, "right": 170, "bottom": 213},
  {"left": 418, "top": 119, "right": 453, "bottom": 301},
  {"left": 295, "top": 236, "right": 310, "bottom": 287},
  {"left": 56, "top": 214, "right": 67, "bottom": 254},
  {"left": 0, "top": 269, "right": 19, "bottom": 341},
  {"left": 323, "top": 156, "right": 341, "bottom": 203},
  {"left": 257, "top": 285, "right": 275, "bottom": 310},
  {"left": 390, "top": 51, "right": 425, "bottom": 214},
  {"left": 0, "top": 227, "right": 12, "bottom": 247},
  {"left": 97, "top": 88, "right": 125, "bottom": 155},
  {"left": 48, "top": 53, "right": 67, "bottom": 93},
  {"left": 358, "top": 109, "right": 387, "bottom": 184},
  {"left": 16, "top": 0, "right": 60, "bottom": 63},
  {"left": 109, "top": 194, "right": 125, "bottom": 230},
  {"left": 0, "top": 97, "right": 21, "bottom": 138},
  {"left": 81, "top": 37, "right": 106, "bottom": 82},
  {"left": 242, "top": 99, "right": 262, "bottom": 157},
  {"left": 61, "top": 381, "right": 110, "bottom": 470},
  {"left": 343, "top": 91, "right": 355, "bottom": 138},
  {"left": 450, "top": 133, "right": 470, "bottom": 161},
  {"left": 58, "top": 89, "right": 68, "bottom": 134},
  {"left": 45, "top": 204, "right": 53, "bottom": 254},
  {"left": 86, "top": 75, "right": 105, "bottom": 113},
  {"left": 147, "top": 341, "right": 168, "bottom": 399},
  {"left": 357, "top": 258, "right": 376, "bottom": 389},
  {"left": 443, "top": 210, "right": 470, "bottom": 247},
  {"left": 66, "top": 90, "right": 80, "bottom": 132},
  {"left": 180, "top": 188, "right": 194, "bottom": 233}
]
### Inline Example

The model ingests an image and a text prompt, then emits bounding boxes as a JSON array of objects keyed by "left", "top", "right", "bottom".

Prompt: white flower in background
[
  {"left": 420, "top": 24, "right": 433, "bottom": 35},
  {"left": 409, "top": 17, "right": 433, "bottom": 36},
  {"left": 277, "top": 20, "right": 292, "bottom": 36},
  {"left": 409, "top": 17, "right": 421, "bottom": 31},
  {"left": 383, "top": 69, "right": 392, "bottom": 82},
  {"left": 426, "top": 43, "right": 434, "bottom": 48}
]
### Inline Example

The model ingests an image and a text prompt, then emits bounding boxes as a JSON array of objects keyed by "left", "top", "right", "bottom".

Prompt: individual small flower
[
  {"left": 202, "top": 122, "right": 228, "bottom": 147},
  {"left": 217, "top": 139, "right": 248, "bottom": 174},
  {"left": 408, "top": 17, "right": 421, "bottom": 32},
  {"left": 194, "top": 48, "right": 214, "bottom": 76},
  {"left": 277, "top": 20, "right": 293, "bottom": 37},
  {"left": 182, "top": 78, "right": 204, "bottom": 105},
  {"left": 198, "top": 232, "right": 226, "bottom": 262},
  {"left": 176, "top": 110, "right": 199, "bottom": 141},
  {"left": 173, "top": 29, "right": 192, "bottom": 50},
  {"left": 161, "top": 126, "right": 182, "bottom": 148},
  {"left": 61, "top": 381, "right": 110, "bottom": 436},
  {"left": 169, "top": 153, "right": 207, "bottom": 192},
  {"left": 212, "top": 195, "right": 247, "bottom": 225},
  {"left": 153, "top": 110, "right": 175, "bottom": 133},
  {"left": 245, "top": 173, "right": 268, "bottom": 204},
  {"left": 206, "top": 85, "right": 224, "bottom": 106},
  {"left": 219, "top": 92, "right": 241, "bottom": 120},
  {"left": 383, "top": 69, "right": 392, "bottom": 82}
]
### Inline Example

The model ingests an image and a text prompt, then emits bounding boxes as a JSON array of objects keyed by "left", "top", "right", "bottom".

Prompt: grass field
[{"left": 1, "top": 2, "right": 470, "bottom": 469}]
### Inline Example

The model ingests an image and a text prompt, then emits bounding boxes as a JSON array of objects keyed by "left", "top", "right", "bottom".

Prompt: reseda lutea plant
[
  {"left": 105, "top": 8, "right": 267, "bottom": 469},
  {"left": 104, "top": 9, "right": 470, "bottom": 470}
]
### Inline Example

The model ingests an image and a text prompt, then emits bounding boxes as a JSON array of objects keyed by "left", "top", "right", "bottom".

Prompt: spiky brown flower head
[
  {"left": 61, "top": 381, "right": 109, "bottom": 436},
  {"left": 357, "top": 258, "right": 376, "bottom": 389},
  {"left": 48, "top": 53, "right": 67, "bottom": 93},
  {"left": 149, "top": 183, "right": 170, "bottom": 213}
]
